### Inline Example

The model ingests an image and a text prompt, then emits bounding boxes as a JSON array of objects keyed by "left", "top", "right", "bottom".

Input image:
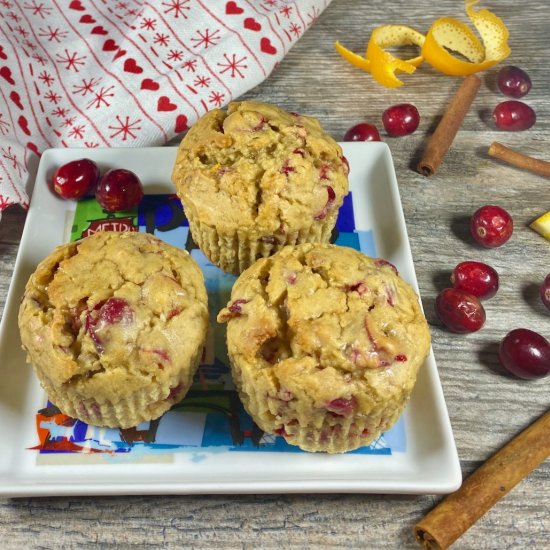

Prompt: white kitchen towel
[{"left": 0, "top": 0, "right": 332, "bottom": 216}]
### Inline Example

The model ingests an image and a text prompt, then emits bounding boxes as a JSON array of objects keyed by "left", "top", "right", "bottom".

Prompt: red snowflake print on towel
[
  {"left": 2, "top": 146, "right": 24, "bottom": 179},
  {"left": 0, "top": 1, "right": 13, "bottom": 9},
  {"left": 84, "top": 142, "right": 100, "bottom": 148},
  {"left": 288, "top": 22, "right": 302, "bottom": 38},
  {"left": 23, "top": 1, "right": 52, "bottom": 19},
  {"left": 68, "top": 124, "right": 85, "bottom": 139},
  {"left": 38, "top": 26, "right": 68, "bottom": 42},
  {"left": 73, "top": 77, "right": 101, "bottom": 97},
  {"left": 56, "top": 49, "right": 86, "bottom": 72},
  {"left": 87, "top": 86, "right": 115, "bottom": 109},
  {"left": 218, "top": 53, "right": 247, "bottom": 78},
  {"left": 154, "top": 33, "right": 170, "bottom": 47},
  {"left": 140, "top": 17, "right": 156, "bottom": 31},
  {"left": 32, "top": 52, "right": 47, "bottom": 65},
  {"left": 193, "top": 75, "right": 210, "bottom": 88},
  {"left": 167, "top": 49, "right": 184, "bottom": 62},
  {"left": 51, "top": 106, "right": 70, "bottom": 119},
  {"left": 181, "top": 59, "right": 197, "bottom": 72},
  {"left": 307, "top": 6, "right": 321, "bottom": 24},
  {"left": 208, "top": 91, "right": 225, "bottom": 107},
  {"left": 38, "top": 70, "right": 55, "bottom": 87},
  {"left": 280, "top": 6, "right": 292, "bottom": 18},
  {"left": 191, "top": 28, "right": 221, "bottom": 49},
  {"left": 14, "top": 25, "right": 29, "bottom": 38},
  {"left": 162, "top": 0, "right": 190, "bottom": 19},
  {"left": 44, "top": 90, "right": 62, "bottom": 104},
  {"left": 108, "top": 115, "right": 142, "bottom": 141}
]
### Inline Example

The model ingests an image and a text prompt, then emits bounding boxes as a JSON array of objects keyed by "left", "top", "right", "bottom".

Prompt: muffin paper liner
[
  {"left": 186, "top": 209, "right": 338, "bottom": 275},
  {"left": 34, "top": 343, "right": 203, "bottom": 429}
]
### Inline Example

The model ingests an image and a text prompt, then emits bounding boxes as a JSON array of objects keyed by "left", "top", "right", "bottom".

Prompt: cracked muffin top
[
  {"left": 217, "top": 243, "right": 431, "bottom": 412},
  {"left": 18, "top": 231, "right": 208, "bottom": 402},
  {"left": 171, "top": 100, "right": 349, "bottom": 234}
]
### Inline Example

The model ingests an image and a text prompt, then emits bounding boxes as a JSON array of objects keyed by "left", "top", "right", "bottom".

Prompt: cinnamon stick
[
  {"left": 488, "top": 142, "right": 550, "bottom": 178},
  {"left": 414, "top": 408, "right": 550, "bottom": 549},
  {"left": 417, "top": 74, "right": 481, "bottom": 177}
]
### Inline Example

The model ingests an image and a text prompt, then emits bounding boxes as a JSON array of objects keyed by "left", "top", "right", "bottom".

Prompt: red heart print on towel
[
  {"left": 0, "top": 46, "right": 7, "bottom": 60},
  {"left": 175, "top": 114, "right": 188, "bottom": 133},
  {"left": 225, "top": 1, "right": 243, "bottom": 15},
  {"left": 141, "top": 78, "right": 160, "bottom": 91},
  {"left": 158, "top": 96, "right": 177, "bottom": 112},
  {"left": 92, "top": 25, "right": 108, "bottom": 35},
  {"left": 244, "top": 18, "right": 261, "bottom": 32},
  {"left": 260, "top": 37, "right": 277, "bottom": 55},
  {"left": 10, "top": 91, "right": 23, "bottom": 109},
  {"left": 27, "top": 142, "right": 40, "bottom": 157},
  {"left": 80, "top": 14, "right": 96, "bottom": 23},
  {"left": 103, "top": 39, "right": 119, "bottom": 52},
  {"left": 0, "top": 67, "right": 15, "bottom": 85},
  {"left": 18, "top": 116, "right": 31, "bottom": 136},
  {"left": 113, "top": 49, "right": 127, "bottom": 61},
  {"left": 69, "top": 0, "right": 85, "bottom": 10},
  {"left": 124, "top": 58, "right": 143, "bottom": 74}
]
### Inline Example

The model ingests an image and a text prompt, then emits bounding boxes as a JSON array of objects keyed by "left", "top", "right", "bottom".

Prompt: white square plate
[{"left": 0, "top": 143, "right": 461, "bottom": 496}]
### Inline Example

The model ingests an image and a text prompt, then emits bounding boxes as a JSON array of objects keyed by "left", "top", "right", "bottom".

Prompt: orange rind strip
[{"left": 334, "top": 1, "right": 510, "bottom": 87}]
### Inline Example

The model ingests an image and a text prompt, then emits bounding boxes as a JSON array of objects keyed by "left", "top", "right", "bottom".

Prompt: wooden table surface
[{"left": 1, "top": 0, "right": 549, "bottom": 547}]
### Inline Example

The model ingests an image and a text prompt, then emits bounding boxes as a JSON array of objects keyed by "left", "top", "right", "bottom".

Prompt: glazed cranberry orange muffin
[
  {"left": 171, "top": 100, "right": 349, "bottom": 275},
  {"left": 217, "top": 243, "right": 431, "bottom": 453},
  {"left": 18, "top": 231, "right": 209, "bottom": 428}
]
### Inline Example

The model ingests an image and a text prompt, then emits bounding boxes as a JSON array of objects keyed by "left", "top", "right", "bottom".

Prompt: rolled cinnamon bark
[
  {"left": 488, "top": 142, "right": 550, "bottom": 178},
  {"left": 417, "top": 74, "right": 481, "bottom": 177},
  {"left": 414, "top": 407, "right": 550, "bottom": 550}
]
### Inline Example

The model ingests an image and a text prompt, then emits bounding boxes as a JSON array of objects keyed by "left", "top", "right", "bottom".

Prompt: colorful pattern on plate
[{"left": 31, "top": 193, "right": 406, "bottom": 456}]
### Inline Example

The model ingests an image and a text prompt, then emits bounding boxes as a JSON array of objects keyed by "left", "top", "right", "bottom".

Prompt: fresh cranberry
[
  {"left": 95, "top": 168, "right": 144, "bottom": 212},
  {"left": 493, "top": 100, "right": 536, "bottom": 131},
  {"left": 540, "top": 274, "right": 550, "bottom": 312},
  {"left": 382, "top": 104, "right": 420, "bottom": 137},
  {"left": 435, "top": 288, "right": 486, "bottom": 333},
  {"left": 451, "top": 261, "right": 499, "bottom": 300},
  {"left": 470, "top": 205, "right": 513, "bottom": 248},
  {"left": 497, "top": 66, "right": 532, "bottom": 98},
  {"left": 499, "top": 329, "right": 550, "bottom": 379},
  {"left": 343, "top": 123, "right": 381, "bottom": 142},
  {"left": 52, "top": 158, "right": 100, "bottom": 200}
]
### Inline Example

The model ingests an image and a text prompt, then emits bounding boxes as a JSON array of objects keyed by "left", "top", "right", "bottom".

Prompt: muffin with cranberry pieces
[
  {"left": 171, "top": 100, "right": 349, "bottom": 275},
  {"left": 18, "top": 231, "right": 209, "bottom": 428},
  {"left": 217, "top": 243, "right": 431, "bottom": 453}
]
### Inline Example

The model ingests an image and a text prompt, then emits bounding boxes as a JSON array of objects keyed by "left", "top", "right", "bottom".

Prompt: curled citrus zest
[
  {"left": 366, "top": 25, "right": 425, "bottom": 88},
  {"left": 334, "top": 1, "right": 510, "bottom": 86},
  {"left": 334, "top": 40, "right": 371, "bottom": 71},
  {"left": 422, "top": 0, "right": 511, "bottom": 76},
  {"left": 335, "top": 26, "right": 424, "bottom": 88}
]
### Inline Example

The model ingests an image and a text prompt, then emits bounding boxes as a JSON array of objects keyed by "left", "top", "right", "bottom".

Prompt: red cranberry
[
  {"left": 493, "top": 100, "right": 536, "bottom": 131},
  {"left": 470, "top": 205, "right": 513, "bottom": 248},
  {"left": 382, "top": 104, "right": 420, "bottom": 137},
  {"left": 540, "top": 274, "right": 550, "bottom": 312},
  {"left": 326, "top": 397, "right": 356, "bottom": 417},
  {"left": 95, "top": 168, "right": 144, "bottom": 212},
  {"left": 435, "top": 288, "right": 486, "bottom": 333},
  {"left": 98, "top": 297, "right": 133, "bottom": 325},
  {"left": 343, "top": 123, "right": 381, "bottom": 142},
  {"left": 451, "top": 261, "right": 499, "bottom": 300},
  {"left": 497, "top": 66, "right": 532, "bottom": 98},
  {"left": 499, "top": 329, "right": 550, "bottom": 379},
  {"left": 53, "top": 158, "right": 99, "bottom": 200}
]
